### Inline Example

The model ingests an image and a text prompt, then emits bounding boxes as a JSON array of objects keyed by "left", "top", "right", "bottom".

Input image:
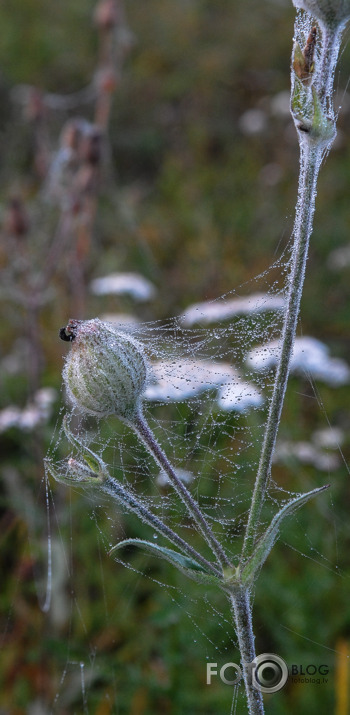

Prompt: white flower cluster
[
  {"left": 145, "top": 358, "right": 263, "bottom": 412},
  {"left": 0, "top": 388, "right": 57, "bottom": 433}
]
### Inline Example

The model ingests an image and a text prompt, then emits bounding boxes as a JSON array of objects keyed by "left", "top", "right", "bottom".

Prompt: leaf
[
  {"left": 109, "top": 538, "right": 222, "bottom": 586},
  {"left": 310, "top": 86, "right": 335, "bottom": 142},
  {"left": 291, "top": 76, "right": 310, "bottom": 122},
  {"left": 240, "top": 484, "right": 329, "bottom": 586},
  {"left": 62, "top": 415, "right": 107, "bottom": 476}
]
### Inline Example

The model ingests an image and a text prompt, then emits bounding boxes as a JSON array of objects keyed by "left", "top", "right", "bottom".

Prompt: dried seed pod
[
  {"left": 74, "top": 164, "right": 99, "bottom": 196},
  {"left": 61, "top": 318, "right": 148, "bottom": 420},
  {"left": 95, "top": 66, "right": 120, "bottom": 94},
  {"left": 4, "top": 197, "right": 29, "bottom": 237},
  {"left": 78, "top": 127, "right": 103, "bottom": 166},
  {"left": 25, "top": 87, "right": 46, "bottom": 122},
  {"left": 60, "top": 119, "right": 86, "bottom": 152},
  {"left": 93, "top": 0, "right": 121, "bottom": 31}
]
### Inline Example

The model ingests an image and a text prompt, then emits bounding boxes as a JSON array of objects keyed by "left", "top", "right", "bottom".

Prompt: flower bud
[
  {"left": 292, "top": 26, "right": 317, "bottom": 85},
  {"left": 45, "top": 456, "right": 101, "bottom": 486},
  {"left": 292, "top": 0, "right": 350, "bottom": 28},
  {"left": 61, "top": 318, "right": 147, "bottom": 420},
  {"left": 291, "top": 81, "right": 336, "bottom": 144},
  {"left": 67, "top": 458, "right": 99, "bottom": 483}
]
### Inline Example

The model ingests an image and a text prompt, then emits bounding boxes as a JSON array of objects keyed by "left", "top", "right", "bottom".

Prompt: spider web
[
  {"left": 48, "top": 263, "right": 286, "bottom": 549},
  {"left": 42, "top": 252, "right": 346, "bottom": 712}
]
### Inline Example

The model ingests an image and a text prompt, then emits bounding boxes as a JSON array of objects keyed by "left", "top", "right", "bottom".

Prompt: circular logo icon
[{"left": 252, "top": 653, "right": 288, "bottom": 693}]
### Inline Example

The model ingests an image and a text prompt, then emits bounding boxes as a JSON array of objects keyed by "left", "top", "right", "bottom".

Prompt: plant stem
[
  {"left": 229, "top": 588, "right": 264, "bottom": 714},
  {"left": 316, "top": 24, "right": 342, "bottom": 104},
  {"left": 229, "top": 17, "right": 347, "bottom": 715},
  {"left": 242, "top": 18, "right": 343, "bottom": 563},
  {"left": 242, "top": 142, "right": 321, "bottom": 561},
  {"left": 102, "top": 475, "right": 222, "bottom": 577},
  {"left": 133, "top": 409, "right": 232, "bottom": 570}
]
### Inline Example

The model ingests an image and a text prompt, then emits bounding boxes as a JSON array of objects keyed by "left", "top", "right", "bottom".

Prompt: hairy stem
[
  {"left": 224, "top": 17, "right": 348, "bottom": 715},
  {"left": 316, "top": 24, "right": 342, "bottom": 103},
  {"left": 102, "top": 475, "right": 222, "bottom": 577},
  {"left": 242, "top": 142, "right": 321, "bottom": 561},
  {"left": 229, "top": 589, "right": 264, "bottom": 714},
  {"left": 242, "top": 18, "right": 343, "bottom": 563},
  {"left": 133, "top": 409, "right": 232, "bottom": 570}
]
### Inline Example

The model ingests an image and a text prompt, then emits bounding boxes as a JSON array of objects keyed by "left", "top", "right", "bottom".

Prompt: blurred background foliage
[{"left": 0, "top": 0, "right": 350, "bottom": 713}]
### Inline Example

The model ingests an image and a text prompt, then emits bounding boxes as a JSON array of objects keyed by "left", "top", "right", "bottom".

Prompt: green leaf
[
  {"left": 291, "top": 80, "right": 335, "bottom": 144},
  {"left": 291, "top": 76, "right": 310, "bottom": 122},
  {"left": 109, "top": 538, "right": 222, "bottom": 586},
  {"left": 240, "top": 484, "right": 329, "bottom": 586},
  {"left": 310, "top": 86, "right": 335, "bottom": 142}
]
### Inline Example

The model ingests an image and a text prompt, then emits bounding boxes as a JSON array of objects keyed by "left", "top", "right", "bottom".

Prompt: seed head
[{"left": 60, "top": 318, "right": 147, "bottom": 420}]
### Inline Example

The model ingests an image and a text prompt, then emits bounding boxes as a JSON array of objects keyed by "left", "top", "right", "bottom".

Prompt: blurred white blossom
[
  {"left": 180, "top": 293, "right": 285, "bottom": 327},
  {"left": 0, "top": 388, "right": 57, "bottom": 434},
  {"left": 90, "top": 272, "right": 156, "bottom": 301},
  {"left": 238, "top": 109, "right": 267, "bottom": 135},
  {"left": 327, "top": 243, "right": 350, "bottom": 270},
  {"left": 145, "top": 358, "right": 263, "bottom": 412},
  {"left": 273, "top": 439, "right": 340, "bottom": 471},
  {"left": 247, "top": 336, "right": 350, "bottom": 386},
  {"left": 157, "top": 468, "right": 194, "bottom": 487}
]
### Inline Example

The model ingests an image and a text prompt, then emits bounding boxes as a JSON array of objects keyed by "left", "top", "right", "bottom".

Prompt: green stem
[
  {"left": 242, "top": 142, "right": 321, "bottom": 561},
  {"left": 229, "top": 589, "right": 264, "bottom": 714},
  {"left": 102, "top": 474, "right": 222, "bottom": 577},
  {"left": 241, "top": 17, "right": 343, "bottom": 563},
  {"left": 133, "top": 409, "right": 232, "bottom": 570}
]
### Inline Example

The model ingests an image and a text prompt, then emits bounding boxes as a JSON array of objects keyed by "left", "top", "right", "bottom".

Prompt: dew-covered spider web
[
  {"left": 41, "top": 251, "right": 348, "bottom": 712},
  {"left": 49, "top": 266, "right": 287, "bottom": 552}
]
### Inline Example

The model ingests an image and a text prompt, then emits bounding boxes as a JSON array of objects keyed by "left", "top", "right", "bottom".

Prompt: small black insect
[
  {"left": 59, "top": 319, "right": 81, "bottom": 342},
  {"left": 59, "top": 327, "right": 74, "bottom": 341}
]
